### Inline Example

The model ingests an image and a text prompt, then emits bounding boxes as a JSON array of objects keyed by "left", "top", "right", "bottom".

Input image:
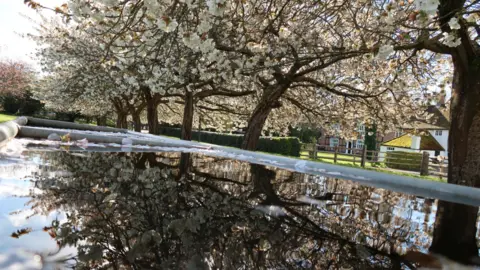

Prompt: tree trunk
[
  {"left": 96, "top": 116, "right": 107, "bottom": 126},
  {"left": 249, "top": 164, "right": 280, "bottom": 204},
  {"left": 181, "top": 91, "right": 194, "bottom": 140},
  {"left": 132, "top": 112, "right": 142, "bottom": 132},
  {"left": 445, "top": 68, "right": 480, "bottom": 187},
  {"left": 429, "top": 58, "right": 480, "bottom": 263},
  {"left": 241, "top": 84, "right": 289, "bottom": 150},
  {"left": 116, "top": 112, "right": 128, "bottom": 129},
  {"left": 146, "top": 98, "right": 159, "bottom": 135},
  {"left": 179, "top": 153, "right": 191, "bottom": 176},
  {"left": 241, "top": 104, "right": 272, "bottom": 151},
  {"left": 198, "top": 115, "right": 202, "bottom": 142},
  {"left": 429, "top": 201, "right": 478, "bottom": 264}
]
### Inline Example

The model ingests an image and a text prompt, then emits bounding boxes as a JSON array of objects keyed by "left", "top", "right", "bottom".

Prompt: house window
[
  {"left": 387, "top": 147, "right": 395, "bottom": 151},
  {"left": 358, "top": 124, "right": 365, "bottom": 132},
  {"left": 330, "top": 138, "right": 339, "bottom": 147},
  {"left": 435, "top": 130, "right": 443, "bottom": 136},
  {"left": 356, "top": 140, "right": 364, "bottom": 149}
]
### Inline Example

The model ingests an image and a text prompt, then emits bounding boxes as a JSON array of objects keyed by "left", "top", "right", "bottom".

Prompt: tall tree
[
  {"left": 377, "top": 0, "right": 480, "bottom": 262},
  {"left": 0, "top": 60, "right": 32, "bottom": 96}
]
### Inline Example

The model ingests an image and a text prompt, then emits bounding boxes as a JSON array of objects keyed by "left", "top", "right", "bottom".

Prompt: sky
[{"left": 0, "top": 0, "right": 64, "bottom": 66}]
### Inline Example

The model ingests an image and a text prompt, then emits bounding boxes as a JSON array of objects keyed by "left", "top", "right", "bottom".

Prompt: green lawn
[
  {"left": 0, "top": 113, "right": 16, "bottom": 123},
  {"left": 300, "top": 151, "right": 374, "bottom": 166},
  {"left": 299, "top": 150, "right": 445, "bottom": 182}
]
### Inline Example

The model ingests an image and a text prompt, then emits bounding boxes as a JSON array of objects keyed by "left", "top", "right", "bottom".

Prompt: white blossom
[
  {"left": 279, "top": 27, "right": 291, "bottom": 39},
  {"left": 376, "top": 44, "right": 394, "bottom": 60},
  {"left": 442, "top": 32, "right": 462, "bottom": 47},
  {"left": 414, "top": 0, "right": 440, "bottom": 15},
  {"left": 206, "top": 0, "right": 226, "bottom": 16},
  {"left": 157, "top": 17, "right": 178, "bottom": 33},
  {"left": 448, "top": 17, "right": 461, "bottom": 30}
]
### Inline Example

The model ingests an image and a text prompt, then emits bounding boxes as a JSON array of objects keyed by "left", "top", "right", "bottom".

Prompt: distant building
[
  {"left": 317, "top": 101, "right": 450, "bottom": 156},
  {"left": 379, "top": 133, "right": 445, "bottom": 161},
  {"left": 317, "top": 123, "right": 378, "bottom": 154},
  {"left": 380, "top": 104, "right": 450, "bottom": 157}
]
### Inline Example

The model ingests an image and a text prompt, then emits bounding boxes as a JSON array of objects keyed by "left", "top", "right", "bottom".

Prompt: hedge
[
  {"left": 0, "top": 92, "right": 43, "bottom": 116},
  {"left": 158, "top": 127, "right": 301, "bottom": 157},
  {"left": 385, "top": 151, "right": 422, "bottom": 172}
]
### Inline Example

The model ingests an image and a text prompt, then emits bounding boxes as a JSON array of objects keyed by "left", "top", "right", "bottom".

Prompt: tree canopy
[{"left": 30, "top": 0, "right": 447, "bottom": 143}]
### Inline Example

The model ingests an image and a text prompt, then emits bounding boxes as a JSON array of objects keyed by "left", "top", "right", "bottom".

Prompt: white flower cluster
[
  {"left": 206, "top": 0, "right": 227, "bottom": 16},
  {"left": 442, "top": 32, "right": 462, "bottom": 47},
  {"left": 157, "top": 16, "right": 178, "bottom": 33},
  {"left": 448, "top": 18, "right": 461, "bottom": 30},
  {"left": 376, "top": 45, "right": 394, "bottom": 60},
  {"left": 414, "top": 0, "right": 440, "bottom": 15}
]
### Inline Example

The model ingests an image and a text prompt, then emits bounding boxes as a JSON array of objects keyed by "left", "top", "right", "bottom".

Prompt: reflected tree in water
[{"left": 24, "top": 151, "right": 477, "bottom": 269}]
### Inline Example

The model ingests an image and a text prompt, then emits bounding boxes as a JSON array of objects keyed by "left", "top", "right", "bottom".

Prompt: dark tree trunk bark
[
  {"left": 132, "top": 112, "right": 142, "bottom": 132},
  {"left": 241, "top": 104, "right": 272, "bottom": 151},
  {"left": 249, "top": 164, "right": 280, "bottom": 204},
  {"left": 146, "top": 97, "right": 159, "bottom": 135},
  {"left": 429, "top": 201, "right": 478, "bottom": 264},
  {"left": 96, "top": 116, "right": 107, "bottom": 126},
  {"left": 181, "top": 91, "right": 194, "bottom": 141},
  {"left": 241, "top": 84, "right": 289, "bottom": 150},
  {"left": 116, "top": 113, "right": 127, "bottom": 129},
  {"left": 178, "top": 153, "right": 191, "bottom": 176},
  {"left": 429, "top": 56, "right": 480, "bottom": 264}
]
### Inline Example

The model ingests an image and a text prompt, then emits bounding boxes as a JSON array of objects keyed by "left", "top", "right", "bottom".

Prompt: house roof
[
  {"left": 402, "top": 105, "right": 450, "bottom": 130},
  {"left": 382, "top": 133, "right": 445, "bottom": 151}
]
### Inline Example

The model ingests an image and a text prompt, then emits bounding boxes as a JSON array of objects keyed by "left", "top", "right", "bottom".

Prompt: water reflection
[{"left": 9, "top": 151, "right": 480, "bottom": 269}]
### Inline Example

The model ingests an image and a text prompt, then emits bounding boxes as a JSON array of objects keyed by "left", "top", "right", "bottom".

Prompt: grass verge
[
  {"left": 299, "top": 151, "right": 445, "bottom": 182},
  {"left": 0, "top": 113, "right": 16, "bottom": 123}
]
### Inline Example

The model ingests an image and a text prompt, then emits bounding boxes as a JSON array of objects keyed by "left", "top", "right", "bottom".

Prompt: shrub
[
  {"left": 158, "top": 127, "right": 301, "bottom": 157},
  {"left": 288, "top": 126, "right": 322, "bottom": 143},
  {"left": 0, "top": 92, "right": 44, "bottom": 115},
  {"left": 385, "top": 151, "right": 422, "bottom": 172},
  {"left": 19, "top": 93, "right": 43, "bottom": 115},
  {"left": 1, "top": 94, "right": 23, "bottom": 114}
]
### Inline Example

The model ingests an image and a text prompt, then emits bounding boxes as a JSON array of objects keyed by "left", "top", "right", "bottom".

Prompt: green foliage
[
  {"left": 0, "top": 92, "right": 43, "bottom": 116},
  {"left": 385, "top": 151, "right": 422, "bottom": 172},
  {"left": 20, "top": 93, "right": 43, "bottom": 115},
  {"left": 159, "top": 127, "right": 301, "bottom": 157},
  {"left": 1, "top": 95, "right": 23, "bottom": 114},
  {"left": 55, "top": 112, "right": 81, "bottom": 122},
  {"left": 288, "top": 126, "right": 321, "bottom": 143}
]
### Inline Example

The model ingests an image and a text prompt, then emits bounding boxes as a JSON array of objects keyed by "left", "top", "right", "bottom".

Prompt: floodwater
[{"left": 0, "top": 146, "right": 479, "bottom": 269}]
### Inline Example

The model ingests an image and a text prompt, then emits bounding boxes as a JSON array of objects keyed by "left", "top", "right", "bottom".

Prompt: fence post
[
  {"left": 420, "top": 151, "right": 430, "bottom": 176},
  {"left": 439, "top": 163, "right": 444, "bottom": 180},
  {"left": 313, "top": 144, "right": 318, "bottom": 160},
  {"left": 361, "top": 146, "right": 367, "bottom": 168},
  {"left": 334, "top": 146, "right": 338, "bottom": 164}
]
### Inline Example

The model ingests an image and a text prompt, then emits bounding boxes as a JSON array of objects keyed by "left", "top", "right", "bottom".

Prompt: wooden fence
[
  {"left": 428, "top": 156, "right": 449, "bottom": 179},
  {"left": 301, "top": 144, "right": 447, "bottom": 177}
]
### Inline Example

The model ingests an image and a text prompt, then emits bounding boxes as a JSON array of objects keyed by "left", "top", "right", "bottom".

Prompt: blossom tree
[
  {"left": 174, "top": 0, "right": 433, "bottom": 149},
  {"left": 370, "top": 0, "right": 480, "bottom": 263},
  {"left": 0, "top": 60, "right": 32, "bottom": 97}
]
